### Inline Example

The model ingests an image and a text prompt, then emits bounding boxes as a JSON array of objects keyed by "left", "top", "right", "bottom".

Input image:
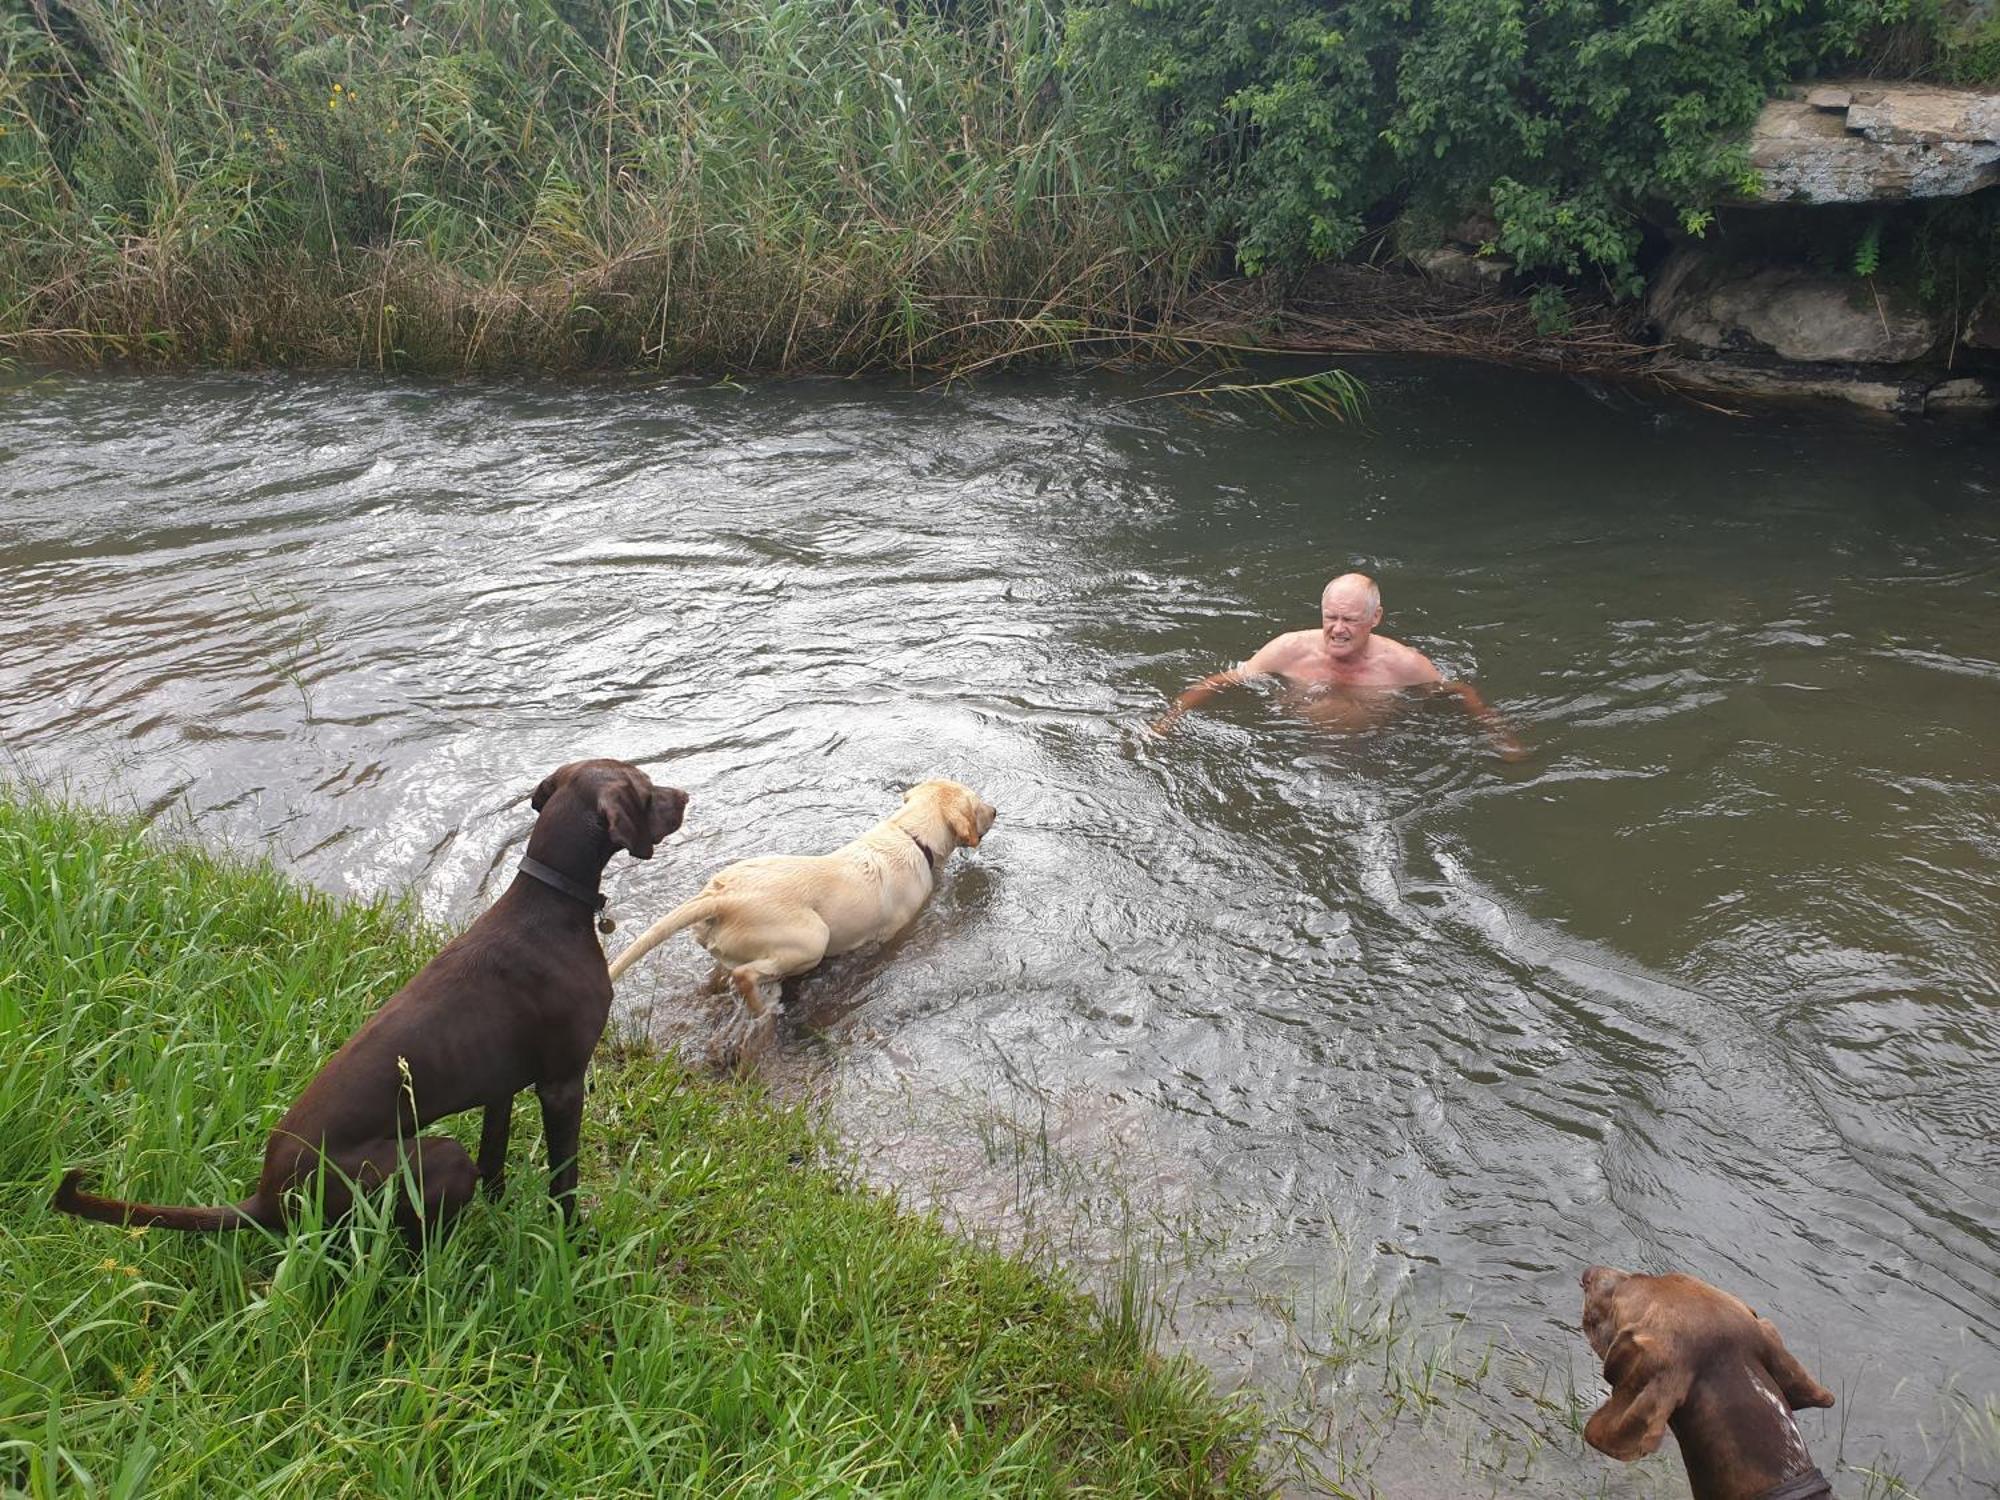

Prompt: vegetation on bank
[
  {"left": 1, "top": 0, "right": 1995, "bottom": 373},
  {"left": 1074, "top": 0, "right": 2000, "bottom": 307},
  {"left": 0, "top": 790, "right": 1261, "bottom": 1496},
  {"left": 0, "top": 0, "right": 1185, "bottom": 372}
]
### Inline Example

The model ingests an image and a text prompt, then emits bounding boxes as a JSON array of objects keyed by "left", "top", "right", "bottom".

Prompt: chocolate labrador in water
[
  {"left": 53, "top": 759, "right": 686, "bottom": 1247},
  {"left": 1581, "top": 1265, "right": 1837, "bottom": 1500}
]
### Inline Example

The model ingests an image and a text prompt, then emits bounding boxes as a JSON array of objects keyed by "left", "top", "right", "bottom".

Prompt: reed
[
  {"left": 0, "top": 0, "right": 1196, "bottom": 375},
  {"left": 0, "top": 787, "right": 1261, "bottom": 1496}
]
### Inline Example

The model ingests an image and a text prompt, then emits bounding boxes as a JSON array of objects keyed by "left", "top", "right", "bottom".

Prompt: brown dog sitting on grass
[
  {"left": 1580, "top": 1265, "right": 1837, "bottom": 1500},
  {"left": 53, "top": 758, "right": 687, "bottom": 1247}
]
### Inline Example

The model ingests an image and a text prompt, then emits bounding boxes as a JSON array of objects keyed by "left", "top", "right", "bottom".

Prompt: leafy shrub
[{"left": 1068, "top": 0, "right": 1933, "bottom": 293}]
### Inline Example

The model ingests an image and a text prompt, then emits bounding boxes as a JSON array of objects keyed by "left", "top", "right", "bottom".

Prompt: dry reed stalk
[{"left": 1171, "top": 266, "right": 1672, "bottom": 379}]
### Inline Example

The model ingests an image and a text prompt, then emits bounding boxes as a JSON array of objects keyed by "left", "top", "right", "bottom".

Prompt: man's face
[{"left": 1320, "top": 588, "right": 1380, "bottom": 658}]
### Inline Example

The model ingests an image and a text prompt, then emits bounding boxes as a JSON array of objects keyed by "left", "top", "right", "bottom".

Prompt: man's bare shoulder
[
  {"left": 1371, "top": 634, "right": 1443, "bottom": 686},
  {"left": 1242, "top": 630, "right": 1322, "bottom": 674}
]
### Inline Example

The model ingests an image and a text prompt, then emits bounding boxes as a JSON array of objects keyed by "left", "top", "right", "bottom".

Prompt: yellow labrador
[{"left": 607, "top": 780, "right": 995, "bottom": 1034}]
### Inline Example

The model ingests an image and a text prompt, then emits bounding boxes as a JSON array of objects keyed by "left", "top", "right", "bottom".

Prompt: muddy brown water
[{"left": 2, "top": 363, "right": 1995, "bottom": 1494}]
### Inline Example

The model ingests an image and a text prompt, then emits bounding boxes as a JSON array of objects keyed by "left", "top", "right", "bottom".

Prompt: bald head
[
  {"left": 1321, "top": 573, "right": 1381, "bottom": 616},
  {"left": 1318, "top": 572, "right": 1383, "bottom": 660}
]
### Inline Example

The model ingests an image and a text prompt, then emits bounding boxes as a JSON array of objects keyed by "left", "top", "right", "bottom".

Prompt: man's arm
[
  {"left": 1151, "top": 636, "right": 1294, "bottom": 735},
  {"left": 1150, "top": 668, "right": 1247, "bottom": 735},
  {"left": 1439, "top": 680, "right": 1527, "bottom": 761}
]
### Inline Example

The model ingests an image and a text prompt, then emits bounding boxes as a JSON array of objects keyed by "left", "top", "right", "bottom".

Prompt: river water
[{"left": 2, "top": 364, "right": 1995, "bottom": 1495}]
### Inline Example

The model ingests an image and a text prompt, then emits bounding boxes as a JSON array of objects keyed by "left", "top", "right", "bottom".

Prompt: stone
[
  {"left": 1409, "top": 244, "right": 1508, "bottom": 289},
  {"left": 1963, "top": 303, "right": 2000, "bottom": 349},
  {"left": 1447, "top": 211, "right": 1501, "bottom": 249},
  {"left": 1744, "top": 82, "right": 2000, "bottom": 204},
  {"left": 1924, "top": 375, "right": 2000, "bottom": 413},
  {"left": 1659, "top": 359, "right": 1924, "bottom": 414},
  {"left": 1648, "top": 247, "right": 1937, "bottom": 364}
]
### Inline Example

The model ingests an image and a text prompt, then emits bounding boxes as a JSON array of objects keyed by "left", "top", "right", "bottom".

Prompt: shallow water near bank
[{"left": 2, "top": 362, "right": 1995, "bottom": 1494}]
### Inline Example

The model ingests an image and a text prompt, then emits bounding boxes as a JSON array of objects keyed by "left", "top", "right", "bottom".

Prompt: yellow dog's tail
[{"left": 606, "top": 895, "right": 722, "bottom": 982}]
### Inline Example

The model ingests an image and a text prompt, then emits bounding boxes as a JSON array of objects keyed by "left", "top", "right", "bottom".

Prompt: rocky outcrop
[
  {"left": 1650, "top": 359, "right": 1999, "bottom": 416},
  {"left": 1631, "top": 80, "right": 2000, "bottom": 414},
  {"left": 1648, "top": 248, "right": 1937, "bottom": 363},
  {"left": 1925, "top": 375, "right": 2000, "bottom": 412},
  {"left": 1647, "top": 246, "right": 1998, "bottom": 414},
  {"left": 1397, "top": 86, "right": 2000, "bottom": 415},
  {"left": 1408, "top": 244, "right": 1508, "bottom": 289},
  {"left": 1406, "top": 212, "right": 1512, "bottom": 288},
  {"left": 1964, "top": 302, "right": 2000, "bottom": 349},
  {"left": 1745, "top": 82, "right": 2000, "bottom": 204},
  {"left": 1654, "top": 361, "right": 1926, "bottom": 413}
]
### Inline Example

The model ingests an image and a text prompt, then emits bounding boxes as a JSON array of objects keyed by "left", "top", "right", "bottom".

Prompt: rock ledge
[{"left": 1746, "top": 81, "right": 2000, "bottom": 204}]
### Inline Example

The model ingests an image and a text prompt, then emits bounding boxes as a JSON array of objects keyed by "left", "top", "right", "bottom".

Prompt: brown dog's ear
[
  {"left": 598, "top": 780, "right": 654, "bottom": 860},
  {"left": 942, "top": 791, "right": 981, "bottom": 849},
  {"left": 531, "top": 771, "right": 562, "bottom": 812},
  {"left": 1757, "top": 1319, "right": 1835, "bottom": 1411},
  {"left": 1584, "top": 1328, "right": 1692, "bottom": 1461}
]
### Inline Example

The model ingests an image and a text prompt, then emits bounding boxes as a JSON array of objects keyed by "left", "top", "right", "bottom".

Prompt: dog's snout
[
  {"left": 643, "top": 786, "right": 689, "bottom": 850},
  {"left": 657, "top": 785, "right": 690, "bottom": 831}
]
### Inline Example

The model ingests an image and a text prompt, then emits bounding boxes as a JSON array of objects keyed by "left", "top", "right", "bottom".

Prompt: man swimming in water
[{"left": 1151, "top": 572, "right": 1524, "bottom": 757}]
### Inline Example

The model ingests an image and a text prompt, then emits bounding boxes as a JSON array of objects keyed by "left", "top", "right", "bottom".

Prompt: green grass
[{"left": 0, "top": 788, "right": 1262, "bottom": 1497}]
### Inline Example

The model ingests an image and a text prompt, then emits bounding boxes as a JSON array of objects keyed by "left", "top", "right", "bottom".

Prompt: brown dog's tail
[
  {"left": 606, "top": 895, "right": 721, "bottom": 983},
  {"left": 52, "top": 1169, "right": 271, "bottom": 1232}
]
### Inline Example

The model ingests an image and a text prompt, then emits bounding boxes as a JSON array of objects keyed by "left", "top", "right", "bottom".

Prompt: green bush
[{"left": 1066, "top": 0, "right": 1939, "bottom": 292}]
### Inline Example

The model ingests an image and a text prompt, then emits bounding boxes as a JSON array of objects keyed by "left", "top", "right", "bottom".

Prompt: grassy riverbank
[
  {"left": 0, "top": 790, "right": 1261, "bottom": 1496},
  {"left": 0, "top": 0, "right": 1189, "bottom": 375},
  {"left": 8, "top": 1, "right": 1995, "bottom": 379}
]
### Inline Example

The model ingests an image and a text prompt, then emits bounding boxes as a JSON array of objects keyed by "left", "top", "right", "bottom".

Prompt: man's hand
[
  {"left": 1151, "top": 669, "right": 1245, "bottom": 736},
  {"left": 1442, "top": 681, "right": 1527, "bottom": 761}
]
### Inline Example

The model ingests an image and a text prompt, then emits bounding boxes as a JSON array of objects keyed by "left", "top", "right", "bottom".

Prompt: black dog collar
[
  {"left": 519, "top": 856, "right": 615, "bottom": 933},
  {"left": 1758, "top": 1469, "right": 1833, "bottom": 1500},
  {"left": 902, "top": 827, "right": 939, "bottom": 870}
]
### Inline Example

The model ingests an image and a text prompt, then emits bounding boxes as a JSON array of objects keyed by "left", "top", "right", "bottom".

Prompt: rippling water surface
[{"left": 3, "top": 364, "right": 1996, "bottom": 1494}]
